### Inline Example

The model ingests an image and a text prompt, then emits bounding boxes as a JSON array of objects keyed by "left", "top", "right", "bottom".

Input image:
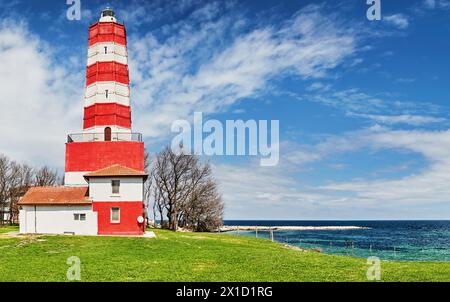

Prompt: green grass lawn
[
  {"left": 0, "top": 226, "right": 449, "bottom": 282},
  {"left": 0, "top": 225, "right": 18, "bottom": 234}
]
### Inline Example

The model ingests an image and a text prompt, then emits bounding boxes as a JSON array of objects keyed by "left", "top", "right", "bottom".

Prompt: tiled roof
[
  {"left": 84, "top": 164, "right": 147, "bottom": 178},
  {"left": 18, "top": 186, "right": 91, "bottom": 205}
]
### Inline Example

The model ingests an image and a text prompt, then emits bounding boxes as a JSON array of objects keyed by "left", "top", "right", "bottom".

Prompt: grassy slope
[{"left": 0, "top": 227, "right": 449, "bottom": 282}]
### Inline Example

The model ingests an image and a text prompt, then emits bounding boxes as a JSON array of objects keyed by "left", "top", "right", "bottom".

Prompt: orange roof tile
[
  {"left": 84, "top": 164, "right": 147, "bottom": 179},
  {"left": 18, "top": 186, "right": 91, "bottom": 205}
]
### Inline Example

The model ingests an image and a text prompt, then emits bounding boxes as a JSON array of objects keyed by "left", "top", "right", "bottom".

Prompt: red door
[{"left": 104, "top": 127, "right": 112, "bottom": 141}]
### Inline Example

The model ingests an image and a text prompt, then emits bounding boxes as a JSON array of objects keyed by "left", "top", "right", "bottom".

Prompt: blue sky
[{"left": 1, "top": 0, "right": 450, "bottom": 219}]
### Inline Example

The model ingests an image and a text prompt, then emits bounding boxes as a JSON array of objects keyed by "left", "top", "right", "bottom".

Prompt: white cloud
[
  {"left": 384, "top": 14, "right": 409, "bottom": 29},
  {"left": 0, "top": 20, "right": 82, "bottom": 167},
  {"left": 217, "top": 126, "right": 450, "bottom": 219},
  {"left": 214, "top": 162, "right": 335, "bottom": 219},
  {"left": 283, "top": 126, "right": 450, "bottom": 211},
  {"left": 285, "top": 149, "right": 322, "bottom": 165},
  {"left": 283, "top": 128, "right": 374, "bottom": 166},
  {"left": 347, "top": 113, "right": 446, "bottom": 126},
  {"left": 305, "top": 82, "right": 332, "bottom": 92},
  {"left": 128, "top": 4, "right": 358, "bottom": 140},
  {"left": 324, "top": 128, "right": 450, "bottom": 207}
]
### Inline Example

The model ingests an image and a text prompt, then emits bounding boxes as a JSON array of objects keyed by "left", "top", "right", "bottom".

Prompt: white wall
[
  {"left": 65, "top": 172, "right": 89, "bottom": 186},
  {"left": 89, "top": 177, "right": 143, "bottom": 202},
  {"left": 19, "top": 205, "right": 97, "bottom": 235},
  {"left": 1, "top": 211, "right": 10, "bottom": 221}
]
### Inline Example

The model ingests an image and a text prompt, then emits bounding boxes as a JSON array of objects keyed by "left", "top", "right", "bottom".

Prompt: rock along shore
[{"left": 219, "top": 225, "right": 369, "bottom": 232}]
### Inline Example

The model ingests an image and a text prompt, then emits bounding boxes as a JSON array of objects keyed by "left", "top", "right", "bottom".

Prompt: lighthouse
[{"left": 18, "top": 9, "right": 147, "bottom": 236}]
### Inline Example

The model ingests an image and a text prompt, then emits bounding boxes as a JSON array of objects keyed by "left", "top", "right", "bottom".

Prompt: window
[
  {"left": 111, "top": 207, "right": 120, "bottom": 223},
  {"left": 112, "top": 180, "right": 120, "bottom": 194},
  {"left": 74, "top": 213, "right": 86, "bottom": 221},
  {"left": 104, "top": 46, "right": 108, "bottom": 54},
  {"left": 102, "top": 9, "right": 115, "bottom": 18}
]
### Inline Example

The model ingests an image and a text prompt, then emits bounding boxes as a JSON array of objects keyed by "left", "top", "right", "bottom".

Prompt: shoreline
[{"left": 219, "top": 225, "right": 370, "bottom": 232}]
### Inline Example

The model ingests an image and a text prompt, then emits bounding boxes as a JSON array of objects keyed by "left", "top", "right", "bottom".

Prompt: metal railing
[{"left": 67, "top": 132, "right": 143, "bottom": 143}]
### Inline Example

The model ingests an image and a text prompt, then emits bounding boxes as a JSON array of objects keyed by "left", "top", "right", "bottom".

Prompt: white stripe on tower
[
  {"left": 87, "top": 42, "right": 128, "bottom": 66},
  {"left": 84, "top": 82, "right": 130, "bottom": 107}
]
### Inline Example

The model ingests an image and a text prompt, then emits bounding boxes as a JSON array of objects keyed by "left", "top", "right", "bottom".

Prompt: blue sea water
[{"left": 224, "top": 220, "right": 450, "bottom": 261}]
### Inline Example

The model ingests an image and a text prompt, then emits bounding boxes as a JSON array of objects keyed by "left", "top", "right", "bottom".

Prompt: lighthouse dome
[{"left": 99, "top": 7, "right": 117, "bottom": 23}]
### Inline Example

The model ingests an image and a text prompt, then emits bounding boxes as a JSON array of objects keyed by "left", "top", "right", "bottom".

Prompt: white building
[{"left": 19, "top": 164, "right": 147, "bottom": 235}]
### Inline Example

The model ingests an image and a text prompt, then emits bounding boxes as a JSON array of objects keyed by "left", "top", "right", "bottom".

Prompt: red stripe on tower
[
  {"left": 83, "top": 103, "right": 131, "bottom": 129},
  {"left": 88, "top": 22, "right": 127, "bottom": 46},
  {"left": 86, "top": 62, "right": 130, "bottom": 86}
]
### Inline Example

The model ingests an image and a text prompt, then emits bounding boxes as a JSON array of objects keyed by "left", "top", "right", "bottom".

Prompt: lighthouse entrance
[{"left": 104, "top": 127, "right": 112, "bottom": 141}]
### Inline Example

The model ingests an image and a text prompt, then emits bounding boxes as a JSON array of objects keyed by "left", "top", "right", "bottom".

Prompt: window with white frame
[
  {"left": 111, "top": 207, "right": 120, "bottom": 223},
  {"left": 74, "top": 213, "right": 86, "bottom": 221},
  {"left": 112, "top": 180, "right": 120, "bottom": 194}
]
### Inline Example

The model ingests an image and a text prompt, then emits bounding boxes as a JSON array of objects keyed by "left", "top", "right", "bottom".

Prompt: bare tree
[
  {"left": 152, "top": 146, "right": 199, "bottom": 230},
  {"left": 151, "top": 146, "right": 224, "bottom": 231},
  {"left": 143, "top": 151, "right": 156, "bottom": 227},
  {"left": 0, "top": 154, "right": 10, "bottom": 226},
  {"left": 153, "top": 185, "right": 165, "bottom": 228},
  {"left": 8, "top": 163, "right": 34, "bottom": 224},
  {"left": 181, "top": 179, "right": 224, "bottom": 232},
  {"left": 34, "top": 166, "right": 58, "bottom": 187},
  {"left": 5, "top": 161, "right": 22, "bottom": 225},
  {"left": 0, "top": 156, "right": 34, "bottom": 225},
  {"left": 0, "top": 153, "right": 61, "bottom": 225}
]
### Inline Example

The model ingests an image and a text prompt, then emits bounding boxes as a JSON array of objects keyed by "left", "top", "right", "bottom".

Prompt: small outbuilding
[{"left": 18, "top": 186, "right": 97, "bottom": 235}]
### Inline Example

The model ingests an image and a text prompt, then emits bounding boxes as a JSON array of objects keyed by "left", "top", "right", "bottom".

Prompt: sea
[{"left": 224, "top": 220, "right": 450, "bottom": 261}]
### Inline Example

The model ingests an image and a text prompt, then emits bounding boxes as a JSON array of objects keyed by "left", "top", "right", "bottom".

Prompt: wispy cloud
[
  {"left": 421, "top": 0, "right": 450, "bottom": 10},
  {"left": 128, "top": 3, "right": 359, "bottom": 140},
  {"left": 346, "top": 113, "right": 446, "bottom": 126},
  {"left": 302, "top": 88, "right": 443, "bottom": 120},
  {"left": 384, "top": 14, "right": 409, "bottom": 29}
]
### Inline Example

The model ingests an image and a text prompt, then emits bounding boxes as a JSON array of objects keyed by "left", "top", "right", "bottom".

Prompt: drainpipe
[{"left": 34, "top": 205, "right": 37, "bottom": 233}]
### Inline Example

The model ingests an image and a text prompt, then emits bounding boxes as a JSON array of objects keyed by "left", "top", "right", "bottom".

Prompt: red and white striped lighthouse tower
[
  {"left": 64, "top": 8, "right": 147, "bottom": 235},
  {"left": 84, "top": 8, "right": 131, "bottom": 133}
]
